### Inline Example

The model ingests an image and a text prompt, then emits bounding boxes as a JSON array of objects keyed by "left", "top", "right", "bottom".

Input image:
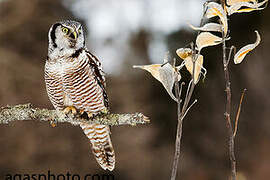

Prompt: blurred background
[{"left": 0, "top": 0, "right": 269, "bottom": 179}]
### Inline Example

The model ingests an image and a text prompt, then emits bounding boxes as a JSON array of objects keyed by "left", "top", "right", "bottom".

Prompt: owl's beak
[{"left": 69, "top": 31, "right": 77, "bottom": 40}]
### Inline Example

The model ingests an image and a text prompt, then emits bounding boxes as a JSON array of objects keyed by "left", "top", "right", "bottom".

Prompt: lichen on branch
[{"left": 0, "top": 104, "right": 150, "bottom": 126}]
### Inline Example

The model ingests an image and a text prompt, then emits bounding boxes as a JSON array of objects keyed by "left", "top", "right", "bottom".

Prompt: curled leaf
[
  {"left": 189, "top": 23, "right": 223, "bottom": 33},
  {"left": 232, "top": 7, "right": 265, "bottom": 13},
  {"left": 181, "top": 55, "right": 204, "bottom": 84},
  {"left": 133, "top": 61, "right": 180, "bottom": 102},
  {"left": 176, "top": 50, "right": 206, "bottom": 84},
  {"left": 227, "top": 0, "right": 257, "bottom": 6},
  {"left": 196, "top": 32, "right": 222, "bottom": 51},
  {"left": 234, "top": 31, "right": 261, "bottom": 64},
  {"left": 205, "top": 2, "right": 228, "bottom": 36},
  {"left": 176, "top": 48, "right": 192, "bottom": 60},
  {"left": 227, "top": 0, "right": 268, "bottom": 15}
]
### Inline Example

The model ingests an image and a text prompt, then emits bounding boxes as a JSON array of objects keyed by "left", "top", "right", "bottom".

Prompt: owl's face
[{"left": 48, "top": 20, "right": 85, "bottom": 58}]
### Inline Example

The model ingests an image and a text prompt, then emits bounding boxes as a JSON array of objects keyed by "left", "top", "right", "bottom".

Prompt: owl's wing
[
  {"left": 60, "top": 50, "right": 109, "bottom": 113},
  {"left": 85, "top": 50, "right": 109, "bottom": 109},
  {"left": 63, "top": 51, "right": 115, "bottom": 171}
]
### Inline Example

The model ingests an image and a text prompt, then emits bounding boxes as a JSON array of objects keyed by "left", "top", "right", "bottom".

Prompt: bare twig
[
  {"left": 0, "top": 103, "right": 150, "bottom": 126},
  {"left": 222, "top": 30, "right": 237, "bottom": 180},
  {"left": 233, "top": 89, "right": 247, "bottom": 137},
  {"left": 227, "top": 46, "right": 236, "bottom": 66},
  {"left": 184, "top": 80, "right": 193, "bottom": 105},
  {"left": 170, "top": 47, "right": 197, "bottom": 180},
  {"left": 181, "top": 99, "right": 198, "bottom": 121},
  {"left": 170, "top": 80, "right": 182, "bottom": 180},
  {"left": 220, "top": 0, "right": 226, "bottom": 10},
  {"left": 179, "top": 82, "right": 185, "bottom": 109}
]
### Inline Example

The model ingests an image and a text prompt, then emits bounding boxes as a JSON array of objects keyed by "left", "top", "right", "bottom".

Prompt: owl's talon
[
  {"left": 79, "top": 109, "right": 85, "bottom": 115},
  {"left": 100, "top": 108, "right": 109, "bottom": 115},
  {"left": 71, "top": 108, "right": 77, "bottom": 115},
  {"left": 63, "top": 106, "right": 77, "bottom": 115},
  {"left": 87, "top": 112, "right": 94, "bottom": 119}
]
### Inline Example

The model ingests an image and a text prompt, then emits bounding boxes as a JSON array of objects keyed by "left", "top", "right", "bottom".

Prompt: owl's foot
[
  {"left": 100, "top": 108, "right": 109, "bottom": 115},
  {"left": 87, "top": 112, "right": 94, "bottom": 119},
  {"left": 87, "top": 109, "right": 108, "bottom": 120},
  {"left": 63, "top": 106, "right": 77, "bottom": 115},
  {"left": 94, "top": 109, "right": 109, "bottom": 118},
  {"left": 79, "top": 109, "right": 85, "bottom": 115}
]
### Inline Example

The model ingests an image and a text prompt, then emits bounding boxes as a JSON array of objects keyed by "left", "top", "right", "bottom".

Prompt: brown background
[{"left": 0, "top": 0, "right": 269, "bottom": 179}]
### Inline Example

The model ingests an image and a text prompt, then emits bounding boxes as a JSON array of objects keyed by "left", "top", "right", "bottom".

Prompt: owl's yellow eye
[
  {"left": 78, "top": 28, "right": 82, "bottom": 34},
  {"left": 62, "top": 27, "right": 69, "bottom": 34}
]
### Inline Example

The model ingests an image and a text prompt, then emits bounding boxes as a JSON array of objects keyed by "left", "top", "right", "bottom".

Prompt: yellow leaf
[
  {"left": 227, "top": 0, "right": 257, "bottom": 6},
  {"left": 176, "top": 49, "right": 207, "bottom": 84},
  {"left": 133, "top": 64, "right": 162, "bottom": 81},
  {"left": 205, "top": 2, "right": 228, "bottom": 36},
  {"left": 183, "top": 55, "right": 204, "bottom": 84},
  {"left": 196, "top": 32, "right": 222, "bottom": 51},
  {"left": 176, "top": 48, "right": 192, "bottom": 60},
  {"left": 234, "top": 31, "right": 261, "bottom": 64},
  {"left": 189, "top": 23, "right": 222, "bottom": 33},
  {"left": 235, "top": 7, "right": 264, "bottom": 12},
  {"left": 227, "top": 0, "right": 268, "bottom": 15},
  {"left": 133, "top": 62, "right": 180, "bottom": 102}
]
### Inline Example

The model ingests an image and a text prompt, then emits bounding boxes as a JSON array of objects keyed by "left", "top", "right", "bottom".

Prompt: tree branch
[
  {"left": 222, "top": 31, "right": 237, "bottom": 180},
  {"left": 170, "top": 47, "right": 197, "bottom": 180},
  {"left": 233, "top": 89, "right": 247, "bottom": 138},
  {"left": 0, "top": 103, "right": 150, "bottom": 126},
  {"left": 170, "top": 79, "right": 182, "bottom": 180}
]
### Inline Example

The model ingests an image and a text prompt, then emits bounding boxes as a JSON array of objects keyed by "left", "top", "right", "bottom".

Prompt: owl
[{"left": 44, "top": 20, "right": 115, "bottom": 171}]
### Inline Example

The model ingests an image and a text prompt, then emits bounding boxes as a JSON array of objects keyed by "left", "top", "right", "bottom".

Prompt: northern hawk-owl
[{"left": 45, "top": 20, "right": 115, "bottom": 171}]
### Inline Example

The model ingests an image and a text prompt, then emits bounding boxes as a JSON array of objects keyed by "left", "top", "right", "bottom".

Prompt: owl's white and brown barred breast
[{"left": 45, "top": 48, "right": 115, "bottom": 171}]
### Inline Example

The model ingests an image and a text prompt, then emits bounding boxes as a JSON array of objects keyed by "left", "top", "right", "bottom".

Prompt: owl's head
[{"left": 48, "top": 20, "right": 85, "bottom": 58}]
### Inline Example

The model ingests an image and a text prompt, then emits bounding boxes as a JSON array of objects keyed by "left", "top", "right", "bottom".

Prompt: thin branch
[
  {"left": 179, "top": 82, "right": 185, "bottom": 110},
  {"left": 170, "top": 80, "right": 182, "bottom": 180},
  {"left": 182, "top": 45, "right": 196, "bottom": 114},
  {"left": 220, "top": 0, "right": 226, "bottom": 10},
  {"left": 222, "top": 29, "right": 237, "bottom": 180},
  {"left": 184, "top": 80, "right": 193, "bottom": 107},
  {"left": 0, "top": 103, "right": 150, "bottom": 126},
  {"left": 179, "top": 82, "right": 185, "bottom": 98},
  {"left": 170, "top": 46, "right": 197, "bottom": 180},
  {"left": 233, "top": 89, "right": 247, "bottom": 137},
  {"left": 227, "top": 46, "right": 236, "bottom": 66},
  {"left": 181, "top": 99, "right": 198, "bottom": 121}
]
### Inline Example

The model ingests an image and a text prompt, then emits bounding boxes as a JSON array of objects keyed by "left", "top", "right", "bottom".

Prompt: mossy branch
[{"left": 0, "top": 103, "right": 150, "bottom": 126}]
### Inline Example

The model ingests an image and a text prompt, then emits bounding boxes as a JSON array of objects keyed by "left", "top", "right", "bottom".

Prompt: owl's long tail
[{"left": 80, "top": 123, "right": 115, "bottom": 171}]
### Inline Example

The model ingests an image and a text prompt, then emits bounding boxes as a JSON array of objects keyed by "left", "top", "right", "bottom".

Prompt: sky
[{"left": 63, "top": 0, "right": 204, "bottom": 74}]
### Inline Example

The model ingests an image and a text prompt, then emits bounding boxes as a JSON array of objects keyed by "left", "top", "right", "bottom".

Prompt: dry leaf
[
  {"left": 133, "top": 60, "right": 180, "bottom": 102},
  {"left": 133, "top": 64, "right": 162, "bottom": 80},
  {"left": 205, "top": 2, "right": 228, "bottom": 36},
  {"left": 182, "top": 55, "right": 204, "bottom": 84},
  {"left": 231, "top": 7, "right": 265, "bottom": 14},
  {"left": 176, "top": 51, "right": 206, "bottom": 84},
  {"left": 176, "top": 48, "right": 192, "bottom": 60},
  {"left": 234, "top": 31, "right": 261, "bottom": 64},
  {"left": 196, "top": 32, "right": 222, "bottom": 51},
  {"left": 227, "top": 0, "right": 268, "bottom": 15},
  {"left": 227, "top": 0, "right": 257, "bottom": 6},
  {"left": 189, "top": 23, "right": 223, "bottom": 33}
]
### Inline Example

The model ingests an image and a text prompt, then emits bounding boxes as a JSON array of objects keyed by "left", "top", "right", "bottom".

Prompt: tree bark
[{"left": 0, "top": 103, "right": 150, "bottom": 126}]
